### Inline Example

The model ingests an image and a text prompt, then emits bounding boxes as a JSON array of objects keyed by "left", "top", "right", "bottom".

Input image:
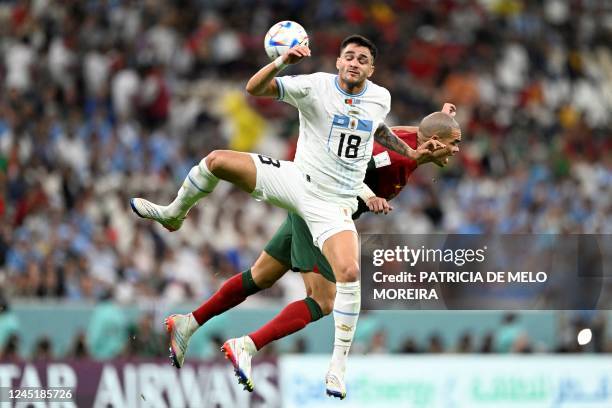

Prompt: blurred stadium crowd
[{"left": 0, "top": 0, "right": 610, "bottom": 358}]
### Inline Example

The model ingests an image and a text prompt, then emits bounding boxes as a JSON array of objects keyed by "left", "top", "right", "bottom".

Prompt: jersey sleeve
[
  {"left": 379, "top": 88, "right": 392, "bottom": 123},
  {"left": 275, "top": 74, "right": 315, "bottom": 108}
]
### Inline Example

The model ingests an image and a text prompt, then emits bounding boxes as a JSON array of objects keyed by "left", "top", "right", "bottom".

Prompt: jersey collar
[{"left": 334, "top": 75, "right": 368, "bottom": 97}]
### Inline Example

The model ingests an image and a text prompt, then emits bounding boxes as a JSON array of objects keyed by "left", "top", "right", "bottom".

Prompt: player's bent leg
[
  {"left": 321, "top": 231, "right": 361, "bottom": 400},
  {"left": 205, "top": 150, "right": 257, "bottom": 193},
  {"left": 131, "top": 150, "right": 257, "bottom": 230},
  {"left": 166, "top": 257, "right": 284, "bottom": 370},
  {"left": 301, "top": 271, "right": 335, "bottom": 316},
  {"left": 251, "top": 251, "right": 290, "bottom": 289},
  {"left": 130, "top": 155, "right": 221, "bottom": 230}
]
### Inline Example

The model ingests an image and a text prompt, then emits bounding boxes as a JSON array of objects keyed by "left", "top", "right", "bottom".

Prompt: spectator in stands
[
  {"left": 494, "top": 313, "right": 529, "bottom": 353},
  {"left": 127, "top": 312, "right": 165, "bottom": 358},
  {"left": 0, "top": 291, "right": 19, "bottom": 352},
  {"left": 86, "top": 291, "right": 129, "bottom": 360}
]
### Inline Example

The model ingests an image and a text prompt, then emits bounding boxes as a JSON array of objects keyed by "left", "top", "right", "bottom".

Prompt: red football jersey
[{"left": 365, "top": 129, "right": 418, "bottom": 200}]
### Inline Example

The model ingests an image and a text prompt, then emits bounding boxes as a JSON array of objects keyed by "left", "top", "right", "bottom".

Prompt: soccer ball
[{"left": 264, "top": 21, "right": 309, "bottom": 60}]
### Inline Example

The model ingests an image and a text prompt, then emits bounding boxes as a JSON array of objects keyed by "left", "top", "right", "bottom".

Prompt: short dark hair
[{"left": 340, "top": 35, "right": 377, "bottom": 63}]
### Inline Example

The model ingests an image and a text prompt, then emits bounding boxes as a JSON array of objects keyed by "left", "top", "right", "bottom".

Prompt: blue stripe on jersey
[
  {"left": 334, "top": 75, "right": 368, "bottom": 97},
  {"left": 275, "top": 77, "right": 285, "bottom": 100},
  {"left": 332, "top": 115, "right": 373, "bottom": 132},
  {"left": 356, "top": 119, "right": 373, "bottom": 132},
  {"left": 332, "top": 114, "right": 350, "bottom": 128}
]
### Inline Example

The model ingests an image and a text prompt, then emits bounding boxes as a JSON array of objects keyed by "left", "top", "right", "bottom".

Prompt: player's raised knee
[
  {"left": 334, "top": 263, "right": 360, "bottom": 283},
  {"left": 204, "top": 150, "right": 228, "bottom": 173}
]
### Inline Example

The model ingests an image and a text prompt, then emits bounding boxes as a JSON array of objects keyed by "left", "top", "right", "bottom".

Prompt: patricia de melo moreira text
[{"left": 370, "top": 246, "right": 547, "bottom": 300}]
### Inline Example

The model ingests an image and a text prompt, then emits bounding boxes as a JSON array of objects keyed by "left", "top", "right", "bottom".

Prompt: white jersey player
[
  {"left": 278, "top": 71, "right": 390, "bottom": 197},
  {"left": 130, "top": 35, "right": 445, "bottom": 399}
]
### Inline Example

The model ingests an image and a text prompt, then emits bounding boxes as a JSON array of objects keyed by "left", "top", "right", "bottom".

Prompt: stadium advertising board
[
  {"left": 0, "top": 359, "right": 279, "bottom": 407},
  {"left": 281, "top": 355, "right": 612, "bottom": 408}
]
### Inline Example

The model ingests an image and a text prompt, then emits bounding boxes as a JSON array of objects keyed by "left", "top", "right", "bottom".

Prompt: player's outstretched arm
[
  {"left": 374, "top": 123, "right": 445, "bottom": 164},
  {"left": 245, "top": 45, "right": 311, "bottom": 97},
  {"left": 358, "top": 183, "right": 392, "bottom": 214}
]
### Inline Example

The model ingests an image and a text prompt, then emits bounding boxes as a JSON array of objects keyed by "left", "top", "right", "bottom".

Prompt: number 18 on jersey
[{"left": 327, "top": 114, "right": 373, "bottom": 160}]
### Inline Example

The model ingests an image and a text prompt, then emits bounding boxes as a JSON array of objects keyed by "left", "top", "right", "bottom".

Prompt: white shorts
[{"left": 249, "top": 153, "right": 357, "bottom": 249}]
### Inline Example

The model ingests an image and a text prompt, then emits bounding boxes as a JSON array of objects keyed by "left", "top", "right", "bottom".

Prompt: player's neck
[{"left": 338, "top": 78, "right": 366, "bottom": 95}]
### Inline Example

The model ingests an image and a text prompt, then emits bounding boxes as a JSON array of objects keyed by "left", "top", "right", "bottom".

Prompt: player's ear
[
  {"left": 367, "top": 65, "right": 375, "bottom": 78},
  {"left": 336, "top": 57, "right": 341, "bottom": 71}
]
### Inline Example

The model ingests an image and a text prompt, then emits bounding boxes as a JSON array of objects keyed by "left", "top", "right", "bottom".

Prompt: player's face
[
  {"left": 432, "top": 128, "right": 461, "bottom": 166},
  {"left": 336, "top": 44, "right": 375, "bottom": 87}
]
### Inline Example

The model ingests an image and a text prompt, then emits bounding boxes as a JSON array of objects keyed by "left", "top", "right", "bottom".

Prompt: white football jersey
[{"left": 275, "top": 72, "right": 391, "bottom": 197}]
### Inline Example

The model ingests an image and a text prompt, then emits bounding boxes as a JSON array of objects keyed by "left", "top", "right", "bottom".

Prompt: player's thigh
[
  {"left": 299, "top": 191, "right": 357, "bottom": 249},
  {"left": 206, "top": 150, "right": 257, "bottom": 193},
  {"left": 250, "top": 153, "right": 304, "bottom": 212},
  {"left": 263, "top": 214, "right": 293, "bottom": 268},
  {"left": 289, "top": 213, "right": 336, "bottom": 284},
  {"left": 321, "top": 230, "right": 360, "bottom": 283},
  {"left": 251, "top": 251, "right": 290, "bottom": 289},
  {"left": 301, "top": 272, "right": 335, "bottom": 315}
]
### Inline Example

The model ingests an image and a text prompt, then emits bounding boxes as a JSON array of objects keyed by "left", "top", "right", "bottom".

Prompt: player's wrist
[
  {"left": 359, "top": 185, "right": 376, "bottom": 202},
  {"left": 273, "top": 56, "right": 288, "bottom": 71}
]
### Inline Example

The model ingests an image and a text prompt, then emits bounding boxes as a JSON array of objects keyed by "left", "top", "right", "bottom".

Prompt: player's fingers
[
  {"left": 431, "top": 140, "right": 446, "bottom": 150},
  {"left": 293, "top": 45, "right": 310, "bottom": 57},
  {"left": 442, "top": 103, "right": 457, "bottom": 116}
]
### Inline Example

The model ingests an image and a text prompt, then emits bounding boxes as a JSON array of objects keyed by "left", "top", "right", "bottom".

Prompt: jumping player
[
  {"left": 137, "top": 107, "right": 461, "bottom": 398},
  {"left": 130, "top": 35, "right": 446, "bottom": 397}
]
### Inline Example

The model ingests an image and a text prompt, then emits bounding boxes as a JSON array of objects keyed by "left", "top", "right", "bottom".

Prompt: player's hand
[
  {"left": 283, "top": 45, "right": 311, "bottom": 65},
  {"left": 442, "top": 103, "right": 457, "bottom": 117},
  {"left": 414, "top": 139, "right": 446, "bottom": 164},
  {"left": 366, "top": 197, "right": 393, "bottom": 214}
]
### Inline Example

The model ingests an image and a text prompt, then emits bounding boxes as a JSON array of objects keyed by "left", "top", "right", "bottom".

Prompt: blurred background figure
[
  {"left": 0, "top": 0, "right": 608, "bottom": 363},
  {"left": 0, "top": 290, "right": 20, "bottom": 360},
  {"left": 86, "top": 290, "right": 129, "bottom": 360}
]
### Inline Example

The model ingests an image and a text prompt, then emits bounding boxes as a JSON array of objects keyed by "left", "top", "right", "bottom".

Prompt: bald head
[
  {"left": 418, "top": 111, "right": 462, "bottom": 165},
  {"left": 419, "top": 112, "right": 460, "bottom": 139}
]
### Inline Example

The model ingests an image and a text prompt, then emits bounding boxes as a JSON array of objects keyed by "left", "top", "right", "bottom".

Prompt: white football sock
[
  {"left": 166, "top": 158, "right": 219, "bottom": 218},
  {"left": 330, "top": 281, "right": 361, "bottom": 373}
]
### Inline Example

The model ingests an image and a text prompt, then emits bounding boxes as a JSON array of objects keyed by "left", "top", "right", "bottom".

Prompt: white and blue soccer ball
[{"left": 264, "top": 20, "right": 309, "bottom": 60}]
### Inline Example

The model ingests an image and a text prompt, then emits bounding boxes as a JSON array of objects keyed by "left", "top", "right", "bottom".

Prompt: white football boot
[
  {"left": 325, "top": 367, "right": 347, "bottom": 399},
  {"left": 221, "top": 336, "right": 257, "bottom": 392},
  {"left": 164, "top": 313, "right": 199, "bottom": 369},
  {"left": 130, "top": 198, "right": 184, "bottom": 231}
]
